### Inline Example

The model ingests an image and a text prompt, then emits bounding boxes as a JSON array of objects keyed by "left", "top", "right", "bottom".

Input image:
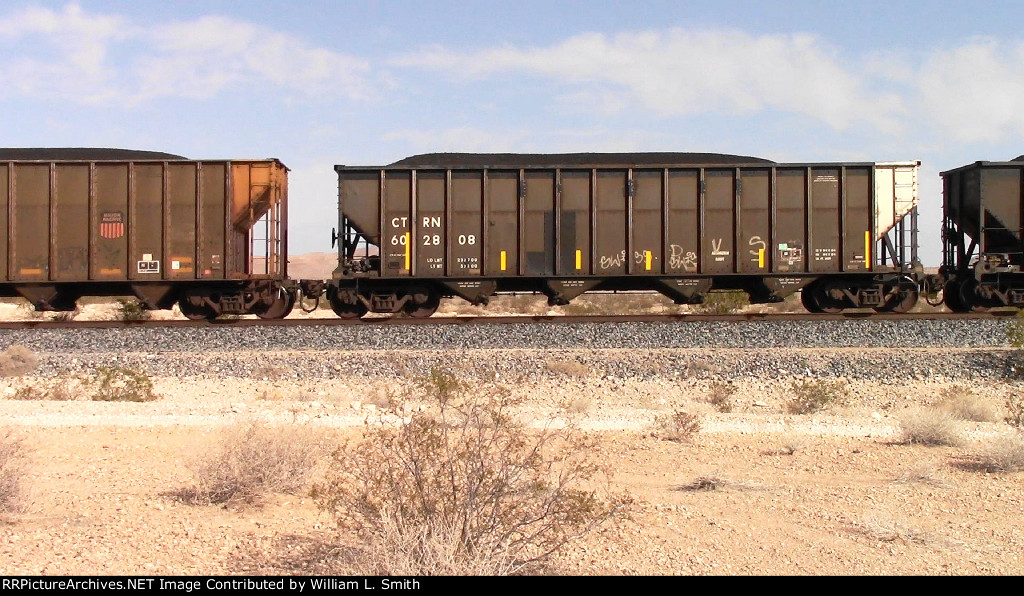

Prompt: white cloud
[
  {"left": 915, "top": 39, "right": 1024, "bottom": 143},
  {"left": 0, "top": 3, "right": 369, "bottom": 105},
  {"left": 395, "top": 29, "right": 907, "bottom": 132}
]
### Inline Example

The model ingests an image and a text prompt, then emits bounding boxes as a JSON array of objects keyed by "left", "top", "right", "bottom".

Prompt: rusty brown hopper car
[
  {"left": 0, "top": 149, "right": 293, "bottom": 319},
  {"left": 941, "top": 158, "right": 1024, "bottom": 311},
  {"left": 331, "top": 153, "right": 922, "bottom": 317}
]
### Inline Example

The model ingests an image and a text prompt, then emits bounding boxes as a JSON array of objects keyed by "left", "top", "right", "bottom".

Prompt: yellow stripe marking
[
  {"left": 575, "top": 249, "right": 582, "bottom": 270},
  {"left": 404, "top": 232, "right": 411, "bottom": 271},
  {"left": 500, "top": 250, "right": 507, "bottom": 271},
  {"left": 758, "top": 248, "right": 765, "bottom": 269},
  {"left": 864, "top": 230, "right": 871, "bottom": 267},
  {"left": 645, "top": 250, "right": 652, "bottom": 271}
]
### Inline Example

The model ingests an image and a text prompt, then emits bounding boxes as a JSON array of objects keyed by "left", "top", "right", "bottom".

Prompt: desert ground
[{"left": 0, "top": 344, "right": 1022, "bottom": 575}]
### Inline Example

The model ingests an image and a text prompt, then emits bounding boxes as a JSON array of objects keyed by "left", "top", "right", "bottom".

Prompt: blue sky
[{"left": 3, "top": 1, "right": 1024, "bottom": 264}]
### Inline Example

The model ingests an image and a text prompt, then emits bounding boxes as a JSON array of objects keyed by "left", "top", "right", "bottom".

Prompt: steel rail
[{"left": 0, "top": 310, "right": 1016, "bottom": 330}]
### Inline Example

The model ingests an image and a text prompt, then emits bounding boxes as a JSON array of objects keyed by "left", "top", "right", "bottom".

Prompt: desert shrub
[
  {"left": 116, "top": 298, "right": 150, "bottom": 322},
  {"left": 316, "top": 369, "right": 627, "bottom": 575},
  {"left": 1006, "top": 394, "right": 1024, "bottom": 430},
  {"left": 186, "top": 421, "right": 325, "bottom": 504},
  {"left": 11, "top": 379, "right": 80, "bottom": 401},
  {"left": 786, "top": 378, "right": 847, "bottom": 414},
  {"left": 696, "top": 290, "right": 749, "bottom": 315},
  {"left": 90, "top": 366, "right": 158, "bottom": 402},
  {"left": 0, "top": 429, "right": 27, "bottom": 514},
  {"left": 652, "top": 409, "right": 701, "bottom": 443},
  {"left": 974, "top": 434, "right": 1024, "bottom": 472},
  {"left": 0, "top": 345, "right": 38, "bottom": 377},
  {"left": 706, "top": 382, "right": 736, "bottom": 413},
  {"left": 899, "top": 408, "right": 962, "bottom": 446},
  {"left": 938, "top": 386, "right": 999, "bottom": 422}
]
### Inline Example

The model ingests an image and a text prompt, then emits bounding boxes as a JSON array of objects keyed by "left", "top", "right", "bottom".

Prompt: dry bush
[
  {"left": 974, "top": 434, "right": 1024, "bottom": 473},
  {"left": 696, "top": 290, "right": 749, "bottom": 314},
  {"left": 185, "top": 421, "right": 326, "bottom": 505},
  {"left": 938, "top": 386, "right": 999, "bottom": 422},
  {"left": 11, "top": 378, "right": 80, "bottom": 401},
  {"left": 0, "top": 345, "right": 38, "bottom": 377},
  {"left": 90, "top": 366, "right": 158, "bottom": 402},
  {"left": 116, "top": 298, "right": 150, "bottom": 322},
  {"left": 899, "top": 408, "right": 963, "bottom": 446},
  {"left": 0, "top": 429, "right": 27, "bottom": 514},
  {"left": 652, "top": 409, "right": 701, "bottom": 443},
  {"left": 786, "top": 378, "right": 847, "bottom": 414},
  {"left": 778, "top": 432, "right": 810, "bottom": 455},
  {"left": 1005, "top": 395, "right": 1024, "bottom": 430},
  {"left": 316, "top": 369, "right": 628, "bottom": 575},
  {"left": 893, "top": 463, "right": 952, "bottom": 488},
  {"left": 706, "top": 382, "right": 736, "bottom": 413}
]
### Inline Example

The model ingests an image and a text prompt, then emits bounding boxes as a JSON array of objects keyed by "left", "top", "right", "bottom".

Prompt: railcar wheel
[
  {"left": 403, "top": 291, "right": 440, "bottom": 318},
  {"left": 329, "top": 290, "right": 368, "bottom": 319},
  {"left": 256, "top": 291, "right": 296, "bottom": 320},
  {"left": 178, "top": 297, "right": 216, "bottom": 321},
  {"left": 876, "top": 279, "right": 919, "bottom": 314},
  {"left": 943, "top": 281, "right": 969, "bottom": 313},
  {"left": 800, "top": 286, "right": 824, "bottom": 313},
  {"left": 810, "top": 281, "right": 845, "bottom": 314},
  {"left": 959, "top": 278, "right": 1000, "bottom": 313}
]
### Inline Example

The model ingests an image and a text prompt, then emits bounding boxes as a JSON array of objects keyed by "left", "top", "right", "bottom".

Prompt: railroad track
[{"left": 0, "top": 310, "right": 1016, "bottom": 330}]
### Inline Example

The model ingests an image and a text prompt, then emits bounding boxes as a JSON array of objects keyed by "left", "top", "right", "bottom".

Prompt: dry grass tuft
[
  {"left": 674, "top": 474, "right": 760, "bottom": 492},
  {"left": 184, "top": 421, "right": 326, "bottom": 505},
  {"left": 0, "top": 345, "right": 38, "bottom": 377},
  {"left": 899, "top": 408, "right": 963, "bottom": 446},
  {"left": 938, "top": 386, "right": 999, "bottom": 422},
  {"left": 973, "top": 434, "right": 1024, "bottom": 473},
  {"left": 855, "top": 515, "right": 931, "bottom": 545}
]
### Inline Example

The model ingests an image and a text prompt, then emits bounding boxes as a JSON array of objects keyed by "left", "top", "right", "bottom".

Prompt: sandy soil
[{"left": 0, "top": 360, "right": 1022, "bottom": 576}]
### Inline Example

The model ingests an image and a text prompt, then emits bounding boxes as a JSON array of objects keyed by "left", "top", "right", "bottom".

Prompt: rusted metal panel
[
  {"left": 166, "top": 163, "right": 197, "bottom": 280},
  {"left": 340, "top": 171, "right": 382, "bottom": 246},
  {"left": 485, "top": 171, "right": 518, "bottom": 276},
  {"left": 53, "top": 164, "right": 90, "bottom": 280},
  {"left": 450, "top": 171, "right": 483, "bottom": 276},
  {"left": 11, "top": 164, "right": 50, "bottom": 281},
  {"left": 91, "top": 164, "right": 129, "bottom": 280},
  {"left": 843, "top": 167, "right": 872, "bottom": 271},
  {"left": 382, "top": 171, "right": 412, "bottom": 276},
  {"left": 810, "top": 167, "right": 841, "bottom": 273},
  {"left": 0, "top": 164, "right": 7, "bottom": 279},
  {"left": 524, "top": 170, "right": 555, "bottom": 275},
  {"left": 131, "top": 163, "right": 164, "bottom": 281},
  {"left": 739, "top": 168, "right": 770, "bottom": 273},
  {"left": 559, "top": 170, "right": 588, "bottom": 275},
  {"left": 415, "top": 171, "right": 446, "bottom": 277},
  {"left": 773, "top": 168, "right": 807, "bottom": 273},
  {"left": 595, "top": 170, "right": 627, "bottom": 275},
  {"left": 199, "top": 163, "right": 227, "bottom": 279},
  {"left": 703, "top": 169, "right": 735, "bottom": 274},
  {"left": 665, "top": 169, "right": 700, "bottom": 274},
  {"left": 632, "top": 169, "right": 662, "bottom": 275}
]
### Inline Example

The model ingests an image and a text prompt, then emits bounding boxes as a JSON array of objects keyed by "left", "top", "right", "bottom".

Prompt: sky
[{"left": 3, "top": 1, "right": 1024, "bottom": 265}]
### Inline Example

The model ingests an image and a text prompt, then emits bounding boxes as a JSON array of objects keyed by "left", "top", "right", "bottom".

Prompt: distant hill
[{"left": 287, "top": 252, "right": 337, "bottom": 279}]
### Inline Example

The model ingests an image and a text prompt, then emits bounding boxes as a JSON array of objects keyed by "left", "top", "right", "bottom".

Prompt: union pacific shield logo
[{"left": 100, "top": 211, "right": 125, "bottom": 239}]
